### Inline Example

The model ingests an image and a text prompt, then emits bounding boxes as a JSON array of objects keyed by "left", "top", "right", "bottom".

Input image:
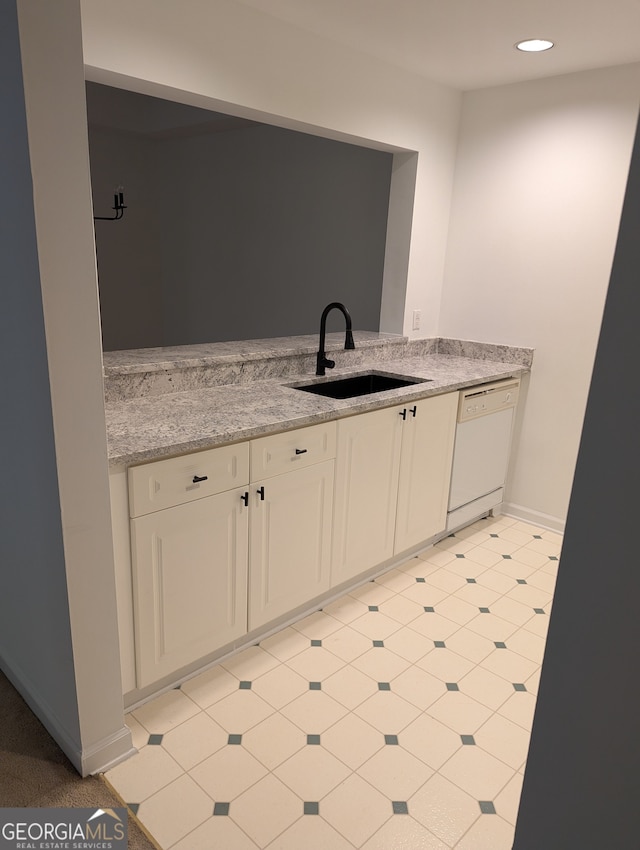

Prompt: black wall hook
[{"left": 94, "top": 189, "right": 127, "bottom": 221}]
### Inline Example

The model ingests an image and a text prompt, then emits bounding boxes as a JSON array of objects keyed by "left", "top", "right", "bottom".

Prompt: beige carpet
[{"left": 0, "top": 670, "right": 158, "bottom": 849}]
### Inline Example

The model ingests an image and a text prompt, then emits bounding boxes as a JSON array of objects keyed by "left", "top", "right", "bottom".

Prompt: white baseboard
[
  {"left": 502, "top": 501, "right": 565, "bottom": 533},
  {"left": 0, "top": 650, "right": 133, "bottom": 776}
]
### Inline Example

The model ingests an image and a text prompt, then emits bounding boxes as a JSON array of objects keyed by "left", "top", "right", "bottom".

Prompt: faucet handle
[{"left": 325, "top": 357, "right": 336, "bottom": 370}]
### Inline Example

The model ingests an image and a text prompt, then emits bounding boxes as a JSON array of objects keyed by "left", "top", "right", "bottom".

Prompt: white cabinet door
[
  {"left": 131, "top": 487, "right": 249, "bottom": 688},
  {"left": 395, "top": 393, "right": 458, "bottom": 553},
  {"left": 249, "top": 460, "right": 334, "bottom": 630},
  {"left": 331, "top": 407, "right": 404, "bottom": 585}
]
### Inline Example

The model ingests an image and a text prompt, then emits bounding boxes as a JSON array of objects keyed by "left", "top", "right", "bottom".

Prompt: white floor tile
[
  {"left": 190, "top": 744, "right": 268, "bottom": 801},
  {"left": 131, "top": 689, "right": 200, "bottom": 735},
  {"left": 230, "top": 774, "right": 303, "bottom": 848},
  {"left": 399, "top": 713, "right": 463, "bottom": 770},
  {"left": 409, "top": 774, "right": 480, "bottom": 847},
  {"left": 105, "top": 518, "right": 558, "bottom": 850},
  {"left": 322, "top": 665, "right": 379, "bottom": 710},
  {"left": 264, "top": 815, "right": 354, "bottom": 850},
  {"left": 136, "top": 774, "right": 212, "bottom": 848},
  {"left": 161, "top": 711, "right": 227, "bottom": 771},
  {"left": 180, "top": 663, "right": 239, "bottom": 708},
  {"left": 361, "top": 816, "right": 449, "bottom": 849},
  {"left": 321, "top": 773, "right": 391, "bottom": 846},
  {"left": 474, "top": 712, "right": 531, "bottom": 769},
  {"left": 273, "top": 744, "right": 351, "bottom": 799},
  {"left": 321, "top": 712, "right": 385, "bottom": 770},
  {"left": 454, "top": 813, "right": 515, "bottom": 849},
  {"left": 241, "top": 712, "right": 306, "bottom": 771},
  {"left": 105, "top": 744, "right": 183, "bottom": 803},
  {"left": 439, "top": 745, "right": 514, "bottom": 799},
  {"left": 250, "top": 664, "right": 309, "bottom": 710},
  {"left": 205, "top": 689, "right": 275, "bottom": 734},
  {"left": 171, "top": 815, "right": 259, "bottom": 850},
  {"left": 358, "top": 744, "right": 434, "bottom": 799}
]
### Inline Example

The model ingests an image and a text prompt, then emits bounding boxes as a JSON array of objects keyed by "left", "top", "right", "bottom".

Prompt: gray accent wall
[
  {"left": 513, "top": 111, "right": 640, "bottom": 847},
  {"left": 87, "top": 83, "right": 393, "bottom": 351},
  {"left": 0, "top": 0, "right": 80, "bottom": 749}
]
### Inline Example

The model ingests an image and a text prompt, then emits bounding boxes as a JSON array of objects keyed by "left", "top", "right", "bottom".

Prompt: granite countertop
[{"left": 105, "top": 335, "right": 531, "bottom": 468}]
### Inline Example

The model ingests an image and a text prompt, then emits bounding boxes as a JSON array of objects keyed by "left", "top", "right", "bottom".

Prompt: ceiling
[{"left": 235, "top": 0, "right": 640, "bottom": 90}]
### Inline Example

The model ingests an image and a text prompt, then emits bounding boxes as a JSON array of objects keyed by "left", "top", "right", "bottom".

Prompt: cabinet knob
[
  {"left": 295, "top": 448, "right": 308, "bottom": 455},
  {"left": 241, "top": 492, "right": 249, "bottom": 506},
  {"left": 410, "top": 405, "right": 417, "bottom": 418},
  {"left": 399, "top": 409, "right": 407, "bottom": 420},
  {"left": 192, "top": 474, "right": 208, "bottom": 483},
  {"left": 257, "top": 486, "right": 265, "bottom": 501}
]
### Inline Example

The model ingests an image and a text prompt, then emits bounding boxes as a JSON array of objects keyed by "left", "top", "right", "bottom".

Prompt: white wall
[
  {"left": 15, "top": 0, "right": 132, "bottom": 774},
  {"left": 79, "top": 0, "right": 462, "bottom": 340},
  {"left": 440, "top": 64, "right": 640, "bottom": 527}
]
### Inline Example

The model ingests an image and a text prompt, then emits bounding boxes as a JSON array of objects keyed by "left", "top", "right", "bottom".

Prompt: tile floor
[{"left": 106, "top": 514, "right": 561, "bottom": 849}]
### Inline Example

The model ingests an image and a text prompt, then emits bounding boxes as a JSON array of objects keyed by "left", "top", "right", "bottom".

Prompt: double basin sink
[{"left": 292, "top": 371, "right": 430, "bottom": 399}]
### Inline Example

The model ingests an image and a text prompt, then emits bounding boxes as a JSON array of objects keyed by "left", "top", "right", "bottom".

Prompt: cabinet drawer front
[
  {"left": 129, "top": 443, "right": 250, "bottom": 517},
  {"left": 250, "top": 421, "right": 336, "bottom": 481}
]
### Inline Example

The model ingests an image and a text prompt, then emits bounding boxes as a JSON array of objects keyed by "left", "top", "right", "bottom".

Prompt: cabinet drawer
[
  {"left": 250, "top": 421, "right": 337, "bottom": 481},
  {"left": 129, "top": 443, "right": 250, "bottom": 517}
]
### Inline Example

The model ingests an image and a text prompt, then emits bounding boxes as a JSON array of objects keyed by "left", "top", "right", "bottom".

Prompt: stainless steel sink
[{"left": 292, "top": 371, "right": 429, "bottom": 399}]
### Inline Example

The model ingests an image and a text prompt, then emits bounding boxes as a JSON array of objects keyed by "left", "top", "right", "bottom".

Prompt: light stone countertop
[{"left": 105, "top": 348, "right": 530, "bottom": 468}]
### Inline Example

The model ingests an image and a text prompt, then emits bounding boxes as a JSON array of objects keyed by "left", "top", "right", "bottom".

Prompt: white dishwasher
[{"left": 446, "top": 378, "right": 520, "bottom": 532}]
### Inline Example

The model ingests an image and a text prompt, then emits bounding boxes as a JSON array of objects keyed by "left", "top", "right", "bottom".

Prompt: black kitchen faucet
[{"left": 316, "top": 302, "right": 355, "bottom": 376}]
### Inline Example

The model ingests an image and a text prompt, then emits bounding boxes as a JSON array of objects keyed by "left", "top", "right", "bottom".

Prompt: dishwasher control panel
[{"left": 457, "top": 378, "right": 520, "bottom": 423}]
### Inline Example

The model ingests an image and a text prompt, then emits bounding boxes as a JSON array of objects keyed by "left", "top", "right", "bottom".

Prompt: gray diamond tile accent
[
  {"left": 533, "top": 535, "right": 542, "bottom": 539},
  {"left": 416, "top": 577, "right": 426, "bottom": 583},
  {"left": 392, "top": 801, "right": 409, "bottom": 814},
  {"left": 466, "top": 578, "right": 477, "bottom": 584},
  {"left": 479, "top": 801, "right": 496, "bottom": 814},
  {"left": 502, "top": 555, "right": 512, "bottom": 560},
  {"left": 311, "top": 639, "right": 322, "bottom": 647},
  {"left": 213, "top": 802, "right": 230, "bottom": 816},
  {"left": 309, "top": 681, "right": 322, "bottom": 690},
  {"left": 516, "top": 579, "right": 527, "bottom": 585},
  {"left": 455, "top": 554, "right": 466, "bottom": 559},
  {"left": 378, "top": 682, "right": 391, "bottom": 691},
  {"left": 446, "top": 682, "right": 459, "bottom": 691},
  {"left": 307, "top": 734, "right": 321, "bottom": 745},
  {"left": 304, "top": 802, "right": 319, "bottom": 815},
  {"left": 534, "top": 608, "right": 545, "bottom": 614},
  {"left": 147, "top": 734, "right": 163, "bottom": 745},
  {"left": 385, "top": 735, "right": 399, "bottom": 745},
  {"left": 479, "top": 607, "right": 490, "bottom": 613},
  {"left": 239, "top": 680, "right": 252, "bottom": 689},
  {"left": 513, "top": 683, "right": 527, "bottom": 692},
  {"left": 228, "top": 734, "right": 242, "bottom": 745},
  {"left": 369, "top": 605, "right": 379, "bottom": 612},
  {"left": 424, "top": 606, "right": 435, "bottom": 613},
  {"left": 434, "top": 641, "right": 446, "bottom": 648},
  {"left": 373, "top": 640, "right": 384, "bottom": 647},
  {"left": 490, "top": 534, "right": 499, "bottom": 538},
  {"left": 461, "top": 734, "right": 476, "bottom": 745},
  {"left": 494, "top": 641, "right": 507, "bottom": 649},
  {"left": 549, "top": 556, "right": 559, "bottom": 561}
]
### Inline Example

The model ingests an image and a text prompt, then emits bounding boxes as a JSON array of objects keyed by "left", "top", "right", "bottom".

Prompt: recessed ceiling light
[{"left": 516, "top": 39, "right": 554, "bottom": 52}]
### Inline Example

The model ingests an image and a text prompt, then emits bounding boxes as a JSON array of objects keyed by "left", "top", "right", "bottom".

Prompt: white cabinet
[
  {"left": 121, "top": 396, "right": 456, "bottom": 692},
  {"left": 248, "top": 422, "right": 336, "bottom": 630},
  {"left": 249, "top": 459, "right": 334, "bottom": 630},
  {"left": 332, "top": 393, "right": 457, "bottom": 585},
  {"left": 395, "top": 392, "right": 458, "bottom": 552},
  {"left": 129, "top": 444, "right": 250, "bottom": 688},
  {"left": 331, "top": 406, "right": 404, "bottom": 585},
  {"left": 127, "top": 423, "right": 335, "bottom": 687}
]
